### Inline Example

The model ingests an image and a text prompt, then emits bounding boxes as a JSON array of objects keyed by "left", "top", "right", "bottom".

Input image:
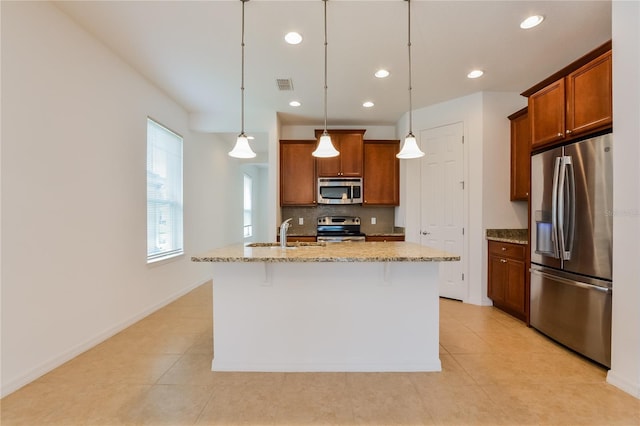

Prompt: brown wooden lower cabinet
[
  {"left": 487, "top": 240, "right": 527, "bottom": 321},
  {"left": 276, "top": 235, "right": 317, "bottom": 243},
  {"left": 365, "top": 235, "right": 405, "bottom": 242}
]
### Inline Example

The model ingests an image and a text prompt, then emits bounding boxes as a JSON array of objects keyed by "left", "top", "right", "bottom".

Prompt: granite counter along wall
[
  {"left": 281, "top": 205, "right": 398, "bottom": 236},
  {"left": 485, "top": 228, "right": 528, "bottom": 245}
]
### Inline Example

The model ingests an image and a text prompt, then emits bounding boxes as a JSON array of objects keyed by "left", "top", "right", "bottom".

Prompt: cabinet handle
[
  {"left": 557, "top": 132, "right": 563, "bottom": 137},
  {"left": 566, "top": 129, "right": 572, "bottom": 134},
  {"left": 500, "top": 259, "right": 507, "bottom": 263},
  {"left": 501, "top": 247, "right": 507, "bottom": 251}
]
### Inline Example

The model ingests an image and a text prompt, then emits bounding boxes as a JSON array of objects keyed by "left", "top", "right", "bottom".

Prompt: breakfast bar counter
[
  {"left": 192, "top": 242, "right": 460, "bottom": 373},
  {"left": 191, "top": 241, "right": 459, "bottom": 263}
]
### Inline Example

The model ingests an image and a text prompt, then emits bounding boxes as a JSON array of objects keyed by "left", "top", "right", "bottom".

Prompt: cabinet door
[
  {"left": 315, "top": 130, "right": 365, "bottom": 177},
  {"left": 363, "top": 140, "right": 399, "bottom": 205},
  {"left": 488, "top": 241, "right": 527, "bottom": 321},
  {"left": 529, "top": 78, "right": 566, "bottom": 149},
  {"left": 566, "top": 51, "right": 612, "bottom": 137},
  {"left": 280, "top": 140, "right": 317, "bottom": 206},
  {"left": 316, "top": 142, "right": 342, "bottom": 176},
  {"left": 504, "top": 259, "right": 526, "bottom": 313},
  {"left": 509, "top": 108, "right": 530, "bottom": 201},
  {"left": 338, "top": 133, "right": 364, "bottom": 177},
  {"left": 488, "top": 254, "right": 508, "bottom": 305}
]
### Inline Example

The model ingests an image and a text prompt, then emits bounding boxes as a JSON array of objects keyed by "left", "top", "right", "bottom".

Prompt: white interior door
[{"left": 420, "top": 123, "right": 466, "bottom": 300}]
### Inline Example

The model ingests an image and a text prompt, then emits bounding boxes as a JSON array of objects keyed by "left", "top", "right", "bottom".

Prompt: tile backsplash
[{"left": 281, "top": 205, "right": 397, "bottom": 235}]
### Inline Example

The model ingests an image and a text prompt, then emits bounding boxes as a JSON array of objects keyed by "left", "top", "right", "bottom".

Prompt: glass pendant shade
[
  {"left": 229, "top": 133, "right": 256, "bottom": 158},
  {"left": 397, "top": 132, "right": 425, "bottom": 159},
  {"left": 312, "top": 133, "right": 339, "bottom": 158}
]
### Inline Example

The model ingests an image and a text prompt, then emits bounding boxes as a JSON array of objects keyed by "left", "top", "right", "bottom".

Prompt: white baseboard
[
  {"left": 0, "top": 277, "right": 211, "bottom": 398},
  {"left": 607, "top": 369, "right": 640, "bottom": 399}
]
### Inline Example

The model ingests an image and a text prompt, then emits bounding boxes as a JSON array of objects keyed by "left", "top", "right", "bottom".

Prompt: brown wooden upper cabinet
[
  {"left": 314, "top": 129, "right": 365, "bottom": 177},
  {"left": 363, "top": 140, "right": 400, "bottom": 206},
  {"left": 508, "top": 107, "right": 530, "bottom": 201},
  {"left": 526, "top": 44, "right": 612, "bottom": 151},
  {"left": 280, "top": 140, "right": 317, "bottom": 206}
]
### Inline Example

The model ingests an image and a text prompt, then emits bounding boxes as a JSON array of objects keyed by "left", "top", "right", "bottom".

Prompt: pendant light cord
[
  {"left": 240, "top": 0, "right": 246, "bottom": 136},
  {"left": 323, "top": 0, "right": 329, "bottom": 134},
  {"left": 407, "top": 0, "right": 413, "bottom": 136}
]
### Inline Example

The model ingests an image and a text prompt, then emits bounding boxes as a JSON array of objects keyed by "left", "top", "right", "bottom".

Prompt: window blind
[
  {"left": 243, "top": 174, "right": 253, "bottom": 238},
  {"left": 147, "top": 118, "right": 183, "bottom": 262}
]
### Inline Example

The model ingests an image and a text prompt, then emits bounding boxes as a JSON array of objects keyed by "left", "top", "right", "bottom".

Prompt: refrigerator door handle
[
  {"left": 551, "top": 156, "right": 562, "bottom": 259},
  {"left": 564, "top": 156, "right": 576, "bottom": 260},
  {"left": 557, "top": 156, "right": 567, "bottom": 260}
]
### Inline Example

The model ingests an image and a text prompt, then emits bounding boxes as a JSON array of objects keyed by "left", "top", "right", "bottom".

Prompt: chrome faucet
[{"left": 280, "top": 218, "right": 293, "bottom": 248}]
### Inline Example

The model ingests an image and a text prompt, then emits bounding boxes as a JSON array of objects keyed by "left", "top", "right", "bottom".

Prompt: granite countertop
[
  {"left": 191, "top": 241, "right": 460, "bottom": 263},
  {"left": 486, "top": 229, "right": 528, "bottom": 245}
]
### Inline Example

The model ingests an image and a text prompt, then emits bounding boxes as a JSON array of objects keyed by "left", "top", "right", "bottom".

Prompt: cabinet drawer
[
  {"left": 488, "top": 241, "right": 525, "bottom": 260},
  {"left": 366, "top": 235, "right": 405, "bottom": 242},
  {"left": 277, "top": 236, "right": 316, "bottom": 243}
]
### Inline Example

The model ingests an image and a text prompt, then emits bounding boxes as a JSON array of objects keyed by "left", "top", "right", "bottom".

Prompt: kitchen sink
[{"left": 245, "top": 242, "right": 326, "bottom": 248}]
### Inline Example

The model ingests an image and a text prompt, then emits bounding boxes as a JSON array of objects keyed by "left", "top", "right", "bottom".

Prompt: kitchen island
[{"left": 191, "top": 242, "right": 459, "bottom": 372}]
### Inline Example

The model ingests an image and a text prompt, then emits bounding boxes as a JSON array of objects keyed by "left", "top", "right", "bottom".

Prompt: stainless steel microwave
[{"left": 317, "top": 177, "right": 363, "bottom": 204}]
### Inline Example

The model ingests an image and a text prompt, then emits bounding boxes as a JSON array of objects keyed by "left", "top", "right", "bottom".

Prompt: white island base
[{"left": 210, "top": 261, "right": 441, "bottom": 372}]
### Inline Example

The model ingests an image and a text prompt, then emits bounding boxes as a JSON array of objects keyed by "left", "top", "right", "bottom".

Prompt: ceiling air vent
[{"left": 276, "top": 78, "right": 293, "bottom": 91}]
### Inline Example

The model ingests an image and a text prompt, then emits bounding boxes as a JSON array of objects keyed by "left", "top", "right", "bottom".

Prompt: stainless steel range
[{"left": 316, "top": 216, "right": 366, "bottom": 242}]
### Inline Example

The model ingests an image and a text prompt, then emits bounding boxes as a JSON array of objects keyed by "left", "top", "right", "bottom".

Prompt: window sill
[{"left": 147, "top": 251, "right": 184, "bottom": 266}]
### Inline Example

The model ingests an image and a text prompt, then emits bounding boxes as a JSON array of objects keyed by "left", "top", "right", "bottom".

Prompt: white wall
[
  {"left": 481, "top": 93, "right": 529, "bottom": 229},
  {"left": 607, "top": 0, "right": 640, "bottom": 399},
  {"left": 397, "top": 92, "right": 526, "bottom": 306},
  {"left": 0, "top": 1, "right": 243, "bottom": 396}
]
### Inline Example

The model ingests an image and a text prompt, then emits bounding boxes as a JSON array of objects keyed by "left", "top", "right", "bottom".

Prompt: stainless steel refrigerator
[{"left": 530, "top": 132, "right": 613, "bottom": 367}]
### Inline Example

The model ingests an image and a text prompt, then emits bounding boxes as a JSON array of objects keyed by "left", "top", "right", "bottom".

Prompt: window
[
  {"left": 147, "top": 118, "right": 183, "bottom": 262},
  {"left": 243, "top": 174, "right": 253, "bottom": 238}
]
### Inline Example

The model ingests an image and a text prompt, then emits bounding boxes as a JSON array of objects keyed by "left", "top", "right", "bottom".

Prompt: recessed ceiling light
[
  {"left": 284, "top": 32, "right": 303, "bottom": 45},
  {"left": 374, "top": 69, "right": 390, "bottom": 78},
  {"left": 467, "top": 70, "right": 484, "bottom": 79},
  {"left": 520, "top": 15, "right": 544, "bottom": 29},
  {"left": 363, "top": 101, "right": 375, "bottom": 108},
  {"left": 289, "top": 100, "right": 301, "bottom": 107}
]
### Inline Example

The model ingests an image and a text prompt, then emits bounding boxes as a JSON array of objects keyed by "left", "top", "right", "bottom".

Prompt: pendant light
[
  {"left": 312, "top": 0, "right": 339, "bottom": 158},
  {"left": 229, "top": 0, "right": 256, "bottom": 159},
  {"left": 397, "top": 0, "right": 425, "bottom": 159}
]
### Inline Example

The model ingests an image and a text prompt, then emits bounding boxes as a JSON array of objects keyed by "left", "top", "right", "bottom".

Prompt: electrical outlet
[
  {"left": 371, "top": 217, "right": 376, "bottom": 225},
  {"left": 298, "top": 217, "right": 304, "bottom": 225}
]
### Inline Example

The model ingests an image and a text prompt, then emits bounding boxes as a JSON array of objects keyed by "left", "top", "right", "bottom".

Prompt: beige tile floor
[{"left": 2, "top": 281, "right": 639, "bottom": 425}]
